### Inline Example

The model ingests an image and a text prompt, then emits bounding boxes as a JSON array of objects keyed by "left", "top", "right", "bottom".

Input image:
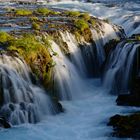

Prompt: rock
[
  {"left": 117, "top": 94, "right": 140, "bottom": 106},
  {"left": 57, "top": 102, "right": 64, "bottom": 113},
  {"left": 116, "top": 77, "right": 140, "bottom": 107},
  {"left": 0, "top": 117, "right": 11, "bottom": 128},
  {"left": 108, "top": 113, "right": 140, "bottom": 138}
]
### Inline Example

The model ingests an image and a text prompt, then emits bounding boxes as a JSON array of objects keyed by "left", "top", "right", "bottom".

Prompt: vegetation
[
  {"left": 0, "top": 32, "right": 13, "bottom": 44},
  {"left": 7, "top": 34, "right": 53, "bottom": 87},
  {"left": 74, "top": 19, "right": 89, "bottom": 32},
  {"left": 15, "top": 9, "right": 33, "bottom": 16},
  {"left": 89, "top": 18, "right": 96, "bottom": 26},
  {"left": 32, "top": 22, "right": 41, "bottom": 30},
  {"left": 79, "top": 13, "right": 91, "bottom": 21},
  {"left": 30, "top": 16, "right": 39, "bottom": 22},
  {"left": 36, "top": 8, "right": 51, "bottom": 15},
  {"left": 64, "top": 11, "right": 81, "bottom": 17}
]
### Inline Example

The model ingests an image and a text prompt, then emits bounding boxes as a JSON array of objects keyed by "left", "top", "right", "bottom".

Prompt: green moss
[
  {"left": 73, "top": 31, "right": 81, "bottom": 42},
  {"left": 49, "top": 11, "right": 59, "bottom": 15},
  {"left": 0, "top": 31, "right": 13, "bottom": 44},
  {"left": 79, "top": 13, "right": 91, "bottom": 21},
  {"left": 32, "top": 22, "right": 41, "bottom": 30},
  {"left": 74, "top": 19, "right": 89, "bottom": 32},
  {"left": 36, "top": 8, "right": 51, "bottom": 15},
  {"left": 8, "top": 34, "right": 50, "bottom": 62},
  {"left": 64, "top": 11, "right": 81, "bottom": 17},
  {"left": 30, "top": 16, "right": 39, "bottom": 22},
  {"left": 89, "top": 18, "right": 96, "bottom": 26},
  {"left": 15, "top": 9, "right": 32, "bottom": 16}
]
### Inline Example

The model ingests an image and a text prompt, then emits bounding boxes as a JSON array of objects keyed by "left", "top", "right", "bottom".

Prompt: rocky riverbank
[{"left": 108, "top": 34, "right": 140, "bottom": 139}]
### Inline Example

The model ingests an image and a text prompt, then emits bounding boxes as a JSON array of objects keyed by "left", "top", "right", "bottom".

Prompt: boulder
[
  {"left": 0, "top": 117, "right": 11, "bottom": 129},
  {"left": 116, "top": 77, "right": 140, "bottom": 107},
  {"left": 108, "top": 113, "right": 140, "bottom": 138}
]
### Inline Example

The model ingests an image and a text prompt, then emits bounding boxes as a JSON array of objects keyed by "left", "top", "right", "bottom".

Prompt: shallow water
[
  {"left": 0, "top": 79, "right": 135, "bottom": 140},
  {"left": 48, "top": 0, "right": 140, "bottom": 36}
]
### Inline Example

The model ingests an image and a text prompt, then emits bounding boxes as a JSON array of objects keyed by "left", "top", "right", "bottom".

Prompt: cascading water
[
  {"left": 0, "top": 1, "right": 140, "bottom": 140},
  {"left": 90, "top": 22, "right": 121, "bottom": 68},
  {"left": 0, "top": 53, "right": 56, "bottom": 125},
  {"left": 60, "top": 31, "right": 87, "bottom": 77},
  {"left": 48, "top": 0, "right": 140, "bottom": 36},
  {"left": 103, "top": 41, "right": 140, "bottom": 94},
  {"left": 49, "top": 25, "right": 122, "bottom": 100},
  {"left": 49, "top": 40, "right": 86, "bottom": 100}
]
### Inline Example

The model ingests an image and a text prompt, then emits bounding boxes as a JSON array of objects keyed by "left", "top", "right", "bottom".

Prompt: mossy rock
[
  {"left": 108, "top": 113, "right": 140, "bottom": 138},
  {"left": 79, "top": 13, "right": 91, "bottom": 21},
  {"left": 32, "top": 22, "right": 41, "bottom": 30},
  {"left": 0, "top": 31, "right": 13, "bottom": 44},
  {"left": 64, "top": 11, "right": 81, "bottom": 17},
  {"left": 104, "top": 39, "right": 120, "bottom": 56},
  {"left": 35, "top": 8, "right": 57, "bottom": 16},
  {"left": 15, "top": 9, "right": 33, "bottom": 16},
  {"left": 74, "top": 19, "right": 89, "bottom": 32}
]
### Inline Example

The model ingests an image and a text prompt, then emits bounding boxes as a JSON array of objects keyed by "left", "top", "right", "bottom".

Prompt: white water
[
  {"left": 90, "top": 22, "right": 120, "bottom": 67},
  {"left": 103, "top": 41, "right": 140, "bottom": 94},
  {"left": 50, "top": 26, "right": 121, "bottom": 100},
  {"left": 48, "top": 0, "right": 140, "bottom": 36},
  {"left": 0, "top": 54, "right": 56, "bottom": 125},
  {"left": 0, "top": 0, "right": 139, "bottom": 140},
  {"left": 0, "top": 78, "right": 136, "bottom": 140},
  {"left": 50, "top": 40, "right": 85, "bottom": 100}
]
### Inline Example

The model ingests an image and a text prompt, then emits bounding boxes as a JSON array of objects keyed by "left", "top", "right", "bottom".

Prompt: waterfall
[
  {"left": 49, "top": 40, "right": 86, "bottom": 100},
  {"left": 0, "top": 53, "right": 56, "bottom": 125},
  {"left": 103, "top": 41, "right": 140, "bottom": 94},
  {"left": 91, "top": 22, "right": 122, "bottom": 67},
  {"left": 60, "top": 31, "right": 88, "bottom": 77},
  {"left": 49, "top": 24, "right": 122, "bottom": 99}
]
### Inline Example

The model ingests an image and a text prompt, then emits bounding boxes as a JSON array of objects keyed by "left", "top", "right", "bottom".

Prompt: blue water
[{"left": 0, "top": 0, "right": 139, "bottom": 140}]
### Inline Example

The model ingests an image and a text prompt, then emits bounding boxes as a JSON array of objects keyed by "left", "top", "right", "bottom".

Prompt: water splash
[{"left": 0, "top": 53, "right": 56, "bottom": 125}]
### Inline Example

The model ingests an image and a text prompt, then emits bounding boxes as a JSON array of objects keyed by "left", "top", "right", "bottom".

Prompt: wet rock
[
  {"left": 104, "top": 39, "right": 119, "bottom": 56},
  {"left": 108, "top": 113, "right": 140, "bottom": 138},
  {"left": 117, "top": 94, "right": 140, "bottom": 106},
  {"left": 57, "top": 102, "right": 64, "bottom": 113},
  {"left": 116, "top": 78, "right": 140, "bottom": 107},
  {"left": 0, "top": 117, "right": 11, "bottom": 128}
]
